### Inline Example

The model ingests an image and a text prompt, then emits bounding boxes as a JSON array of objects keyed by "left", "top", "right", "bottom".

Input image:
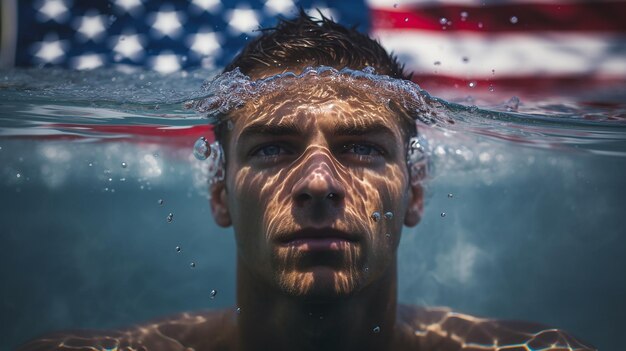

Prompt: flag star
[
  {"left": 307, "top": 6, "right": 339, "bottom": 21},
  {"left": 150, "top": 11, "right": 183, "bottom": 38},
  {"left": 76, "top": 14, "right": 107, "bottom": 41},
  {"left": 114, "top": 0, "right": 143, "bottom": 12},
  {"left": 188, "top": 31, "right": 222, "bottom": 56},
  {"left": 264, "top": 0, "right": 296, "bottom": 16},
  {"left": 151, "top": 53, "right": 181, "bottom": 74},
  {"left": 72, "top": 53, "right": 104, "bottom": 70},
  {"left": 190, "top": 0, "right": 221, "bottom": 14},
  {"left": 112, "top": 34, "right": 144, "bottom": 61},
  {"left": 226, "top": 8, "right": 260, "bottom": 34},
  {"left": 34, "top": 39, "right": 66, "bottom": 63},
  {"left": 36, "top": 0, "right": 69, "bottom": 22}
]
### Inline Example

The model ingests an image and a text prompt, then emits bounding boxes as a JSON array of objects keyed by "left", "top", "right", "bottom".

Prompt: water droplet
[
  {"left": 510, "top": 16, "right": 518, "bottom": 24},
  {"left": 364, "top": 267, "right": 369, "bottom": 273},
  {"left": 373, "top": 326, "right": 381, "bottom": 333},
  {"left": 384, "top": 212, "right": 393, "bottom": 220},
  {"left": 404, "top": 17, "right": 409, "bottom": 22},
  {"left": 190, "top": 262, "right": 196, "bottom": 268},
  {"left": 468, "top": 81, "right": 477, "bottom": 88},
  {"left": 167, "top": 213, "right": 174, "bottom": 223},
  {"left": 441, "top": 212, "right": 446, "bottom": 217},
  {"left": 176, "top": 246, "right": 181, "bottom": 252},
  {"left": 236, "top": 307, "right": 241, "bottom": 314},
  {"left": 434, "top": 61, "right": 441, "bottom": 66},
  {"left": 460, "top": 11, "right": 468, "bottom": 21},
  {"left": 121, "top": 162, "right": 127, "bottom": 168},
  {"left": 108, "top": 177, "right": 113, "bottom": 182},
  {"left": 488, "top": 84, "right": 495, "bottom": 92},
  {"left": 448, "top": 193, "right": 453, "bottom": 198},
  {"left": 210, "top": 289, "right": 217, "bottom": 299},
  {"left": 462, "top": 57, "right": 469, "bottom": 63},
  {"left": 439, "top": 17, "right": 447, "bottom": 25},
  {"left": 193, "top": 137, "right": 211, "bottom": 160},
  {"left": 506, "top": 96, "right": 520, "bottom": 112},
  {"left": 158, "top": 199, "right": 164, "bottom": 205},
  {"left": 371, "top": 212, "right": 381, "bottom": 222},
  {"left": 16, "top": 173, "right": 21, "bottom": 178}
]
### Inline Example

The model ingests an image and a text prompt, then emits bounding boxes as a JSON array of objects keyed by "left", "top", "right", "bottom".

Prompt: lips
[{"left": 277, "top": 228, "right": 359, "bottom": 251}]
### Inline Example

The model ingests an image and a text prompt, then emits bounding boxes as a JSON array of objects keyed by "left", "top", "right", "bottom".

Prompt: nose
[{"left": 291, "top": 152, "right": 345, "bottom": 208}]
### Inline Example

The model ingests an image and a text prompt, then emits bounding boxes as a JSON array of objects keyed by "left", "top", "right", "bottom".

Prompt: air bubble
[
  {"left": 16, "top": 173, "right": 21, "bottom": 178},
  {"left": 364, "top": 267, "right": 369, "bottom": 274},
  {"left": 478, "top": 22, "right": 483, "bottom": 28},
  {"left": 176, "top": 246, "right": 181, "bottom": 252},
  {"left": 373, "top": 326, "right": 381, "bottom": 333},
  {"left": 441, "top": 212, "right": 446, "bottom": 217},
  {"left": 439, "top": 17, "right": 447, "bottom": 25},
  {"left": 468, "top": 81, "right": 477, "bottom": 88},
  {"left": 393, "top": 3, "right": 398, "bottom": 8},
  {"left": 488, "top": 84, "right": 495, "bottom": 92},
  {"left": 447, "top": 193, "right": 453, "bottom": 198},
  {"left": 167, "top": 213, "right": 174, "bottom": 223},
  {"left": 462, "top": 57, "right": 469, "bottom": 63},
  {"left": 510, "top": 16, "right": 518, "bottom": 24},
  {"left": 121, "top": 162, "right": 127, "bottom": 168},
  {"left": 190, "top": 262, "right": 196, "bottom": 268},
  {"left": 404, "top": 17, "right": 409, "bottom": 22},
  {"left": 384, "top": 212, "right": 393, "bottom": 220},
  {"left": 460, "top": 11, "right": 468, "bottom": 21},
  {"left": 434, "top": 61, "right": 441, "bottom": 66},
  {"left": 210, "top": 289, "right": 217, "bottom": 299},
  {"left": 193, "top": 137, "right": 211, "bottom": 160},
  {"left": 236, "top": 307, "right": 241, "bottom": 314},
  {"left": 88, "top": 162, "right": 93, "bottom": 167},
  {"left": 385, "top": 233, "right": 391, "bottom": 238},
  {"left": 158, "top": 199, "right": 164, "bottom": 205},
  {"left": 371, "top": 212, "right": 381, "bottom": 222}
]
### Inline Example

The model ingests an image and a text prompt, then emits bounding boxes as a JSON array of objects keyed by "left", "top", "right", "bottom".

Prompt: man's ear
[
  {"left": 404, "top": 182, "right": 424, "bottom": 227},
  {"left": 210, "top": 181, "right": 232, "bottom": 227}
]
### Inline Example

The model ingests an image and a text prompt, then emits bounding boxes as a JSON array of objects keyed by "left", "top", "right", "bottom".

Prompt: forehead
[{"left": 228, "top": 83, "right": 407, "bottom": 136}]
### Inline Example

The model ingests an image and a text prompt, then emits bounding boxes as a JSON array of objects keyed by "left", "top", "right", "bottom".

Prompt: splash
[{"left": 189, "top": 66, "right": 441, "bottom": 126}]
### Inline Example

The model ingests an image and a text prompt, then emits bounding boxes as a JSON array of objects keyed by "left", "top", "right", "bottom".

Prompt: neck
[{"left": 234, "top": 259, "right": 401, "bottom": 351}]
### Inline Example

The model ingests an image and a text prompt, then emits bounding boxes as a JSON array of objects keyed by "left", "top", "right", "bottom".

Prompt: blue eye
[
  {"left": 254, "top": 144, "right": 285, "bottom": 157},
  {"left": 345, "top": 143, "right": 382, "bottom": 156}
]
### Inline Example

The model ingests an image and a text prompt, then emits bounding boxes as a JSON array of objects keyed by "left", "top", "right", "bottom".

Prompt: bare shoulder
[
  {"left": 397, "top": 304, "right": 596, "bottom": 351},
  {"left": 16, "top": 309, "right": 237, "bottom": 351}
]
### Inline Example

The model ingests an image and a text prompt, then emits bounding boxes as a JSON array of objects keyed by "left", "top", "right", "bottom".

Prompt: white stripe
[
  {"left": 0, "top": 0, "right": 18, "bottom": 67},
  {"left": 367, "top": 0, "right": 624, "bottom": 8},
  {"left": 371, "top": 30, "right": 626, "bottom": 77}
]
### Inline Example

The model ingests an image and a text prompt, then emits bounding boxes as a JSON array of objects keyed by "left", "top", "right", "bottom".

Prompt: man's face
[{"left": 211, "top": 82, "right": 422, "bottom": 300}]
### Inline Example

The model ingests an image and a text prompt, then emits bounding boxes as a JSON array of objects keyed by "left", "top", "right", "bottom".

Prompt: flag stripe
[
  {"left": 373, "top": 30, "right": 626, "bottom": 78},
  {"left": 370, "top": 1, "right": 626, "bottom": 32}
]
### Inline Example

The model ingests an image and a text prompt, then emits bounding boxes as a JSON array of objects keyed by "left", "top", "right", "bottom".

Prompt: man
[{"left": 19, "top": 13, "right": 594, "bottom": 351}]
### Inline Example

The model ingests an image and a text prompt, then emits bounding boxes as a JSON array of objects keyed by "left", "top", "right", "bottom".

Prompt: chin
[{"left": 277, "top": 266, "right": 363, "bottom": 300}]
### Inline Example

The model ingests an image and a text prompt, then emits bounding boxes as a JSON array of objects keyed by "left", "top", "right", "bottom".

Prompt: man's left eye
[{"left": 344, "top": 144, "right": 383, "bottom": 156}]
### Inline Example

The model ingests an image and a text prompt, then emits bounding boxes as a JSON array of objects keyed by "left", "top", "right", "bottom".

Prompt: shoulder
[
  {"left": 16, "top": 309, "right": 236, "bottom": 351},
  {"left": 397, "top": 304, "right": 597, "bottom": 351}
]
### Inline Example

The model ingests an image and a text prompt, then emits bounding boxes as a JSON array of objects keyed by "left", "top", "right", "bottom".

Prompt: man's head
[{"left": 207, "top": 13, "right": 424, "bottom": 301}]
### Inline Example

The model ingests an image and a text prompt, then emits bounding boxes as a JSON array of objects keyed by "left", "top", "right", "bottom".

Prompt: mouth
[{"left": 277, "top": 228, "right": 359, "bottom": 252}]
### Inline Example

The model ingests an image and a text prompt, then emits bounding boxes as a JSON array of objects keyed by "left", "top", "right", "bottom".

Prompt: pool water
[{"left": 1, "top": 68, "right": 625, "bottom": 350}]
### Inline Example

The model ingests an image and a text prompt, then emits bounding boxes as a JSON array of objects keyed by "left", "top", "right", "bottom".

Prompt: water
[{"left": 1, "top": 68, "right": 626, "bottom": 350}]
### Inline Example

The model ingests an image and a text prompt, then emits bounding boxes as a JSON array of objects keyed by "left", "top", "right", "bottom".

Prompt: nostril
[{"left": 295, "top": 192, "right": 313, "bottom": 205}]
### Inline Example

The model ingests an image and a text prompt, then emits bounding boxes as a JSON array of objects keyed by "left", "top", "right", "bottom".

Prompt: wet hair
[
  {"left": 215, "top": 11, "right": 416, "bottom": 153},
  {"left": 223, "top": 10, "right": 411, "bottom": 80}
]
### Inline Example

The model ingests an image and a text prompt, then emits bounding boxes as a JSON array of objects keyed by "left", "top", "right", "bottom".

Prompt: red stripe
[
  {"left": 5, "top": 124, "right": 214, "bottom": 146},
  {"left": 371, "top": 2, "right": 626, "bottom": 32}
]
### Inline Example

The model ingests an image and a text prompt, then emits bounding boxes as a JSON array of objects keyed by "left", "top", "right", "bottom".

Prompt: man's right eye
[{"left": 252, "top": 144, "right": 287, "bottom": 157}]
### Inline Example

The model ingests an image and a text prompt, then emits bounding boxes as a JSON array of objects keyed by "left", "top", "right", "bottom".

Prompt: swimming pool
[{"left": 1, "top": 67, "right": 625, "bottom": 350}]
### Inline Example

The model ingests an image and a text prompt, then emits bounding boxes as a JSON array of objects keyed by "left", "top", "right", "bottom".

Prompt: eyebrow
[
  {"left": 238, "top": 120, "right": 305, "bottom": 140},
  {"left": 237, "top": 119, "right": 399, "bottom": 141},
  {"left": 331, "top": 120, "right": 398, "bottom": 139}
]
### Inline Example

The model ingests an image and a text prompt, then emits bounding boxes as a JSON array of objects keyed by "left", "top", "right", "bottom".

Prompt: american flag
[{"left": 1, "top": 0, "right": 625, "bottom": 94}]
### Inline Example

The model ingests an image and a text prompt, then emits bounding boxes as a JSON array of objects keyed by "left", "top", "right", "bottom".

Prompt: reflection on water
[{"left": 0, "top": 68, "right": 625, "bottom": 350}]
